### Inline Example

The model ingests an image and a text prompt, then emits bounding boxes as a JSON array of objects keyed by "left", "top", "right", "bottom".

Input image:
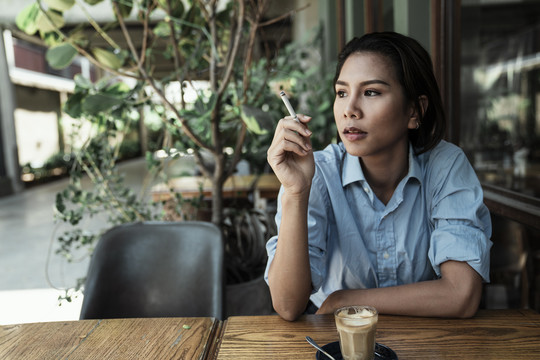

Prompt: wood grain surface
[
  {"left": 215, "top": 310, "right": 540, "bottom": 359},
  {"left": 0, "top": 317, "right": 219, "bottom": 360},
  {"left": 2, "top": 310, "right": 539, "bottom": 359}
]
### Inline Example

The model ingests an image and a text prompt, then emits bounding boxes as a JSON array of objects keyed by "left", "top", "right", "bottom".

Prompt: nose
[{"left": 344, "top": 98, "right": 361, "bottom": 119}]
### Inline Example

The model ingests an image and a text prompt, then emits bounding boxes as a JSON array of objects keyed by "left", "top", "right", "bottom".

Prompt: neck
[{"left": 360, "top": 145, "right": 409, "bottom": 204}]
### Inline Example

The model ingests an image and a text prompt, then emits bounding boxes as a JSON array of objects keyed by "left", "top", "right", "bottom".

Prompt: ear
[{"left": 407, "top": 95, "right": 429, "bottom": 130}]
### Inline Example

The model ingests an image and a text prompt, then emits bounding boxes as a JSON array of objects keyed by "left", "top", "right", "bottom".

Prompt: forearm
[
  {"left": 268, "top": 191, "right": 313, "bottom": 321},
  {"left": 317, "top": 261, "right": 483, "bottom": 318}
]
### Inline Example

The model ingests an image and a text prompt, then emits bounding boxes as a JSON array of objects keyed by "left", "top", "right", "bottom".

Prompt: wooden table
[
  {"left": 214, "top": 309, "right": 540, "bottom": 359},
  {"left": 0, "top": 317, "right": 221, "bottom": 359},
  {"left": 2, "top": 310, "right": 539, "bottom": 359},
  {"left": 152, "top": 174, "right": 281, "bottom": 206}
]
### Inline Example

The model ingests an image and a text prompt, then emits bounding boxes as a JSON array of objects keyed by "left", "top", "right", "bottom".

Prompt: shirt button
[
  {"left": 363, "top": 187, "right": 371, "bottom": 194},
  {"left": 383, "top": 252, "right": 390, "bottom": 259}
]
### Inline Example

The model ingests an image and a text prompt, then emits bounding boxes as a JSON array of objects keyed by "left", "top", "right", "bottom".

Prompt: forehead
[{"left": 338, "top": 51, "right": 398, "bottom": 84}]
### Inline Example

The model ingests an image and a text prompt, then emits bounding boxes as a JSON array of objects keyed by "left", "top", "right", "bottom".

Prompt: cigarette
[{"left": 279, "top": 91, "right": 299, "bottom": 122}]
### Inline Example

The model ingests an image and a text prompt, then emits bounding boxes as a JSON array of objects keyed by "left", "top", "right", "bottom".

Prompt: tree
[
  {"left": 17, "top": 0, "right": 298, "bottom": 226},
  {"left": 16, "top": 0, "right": 335, "bottom": 293}
]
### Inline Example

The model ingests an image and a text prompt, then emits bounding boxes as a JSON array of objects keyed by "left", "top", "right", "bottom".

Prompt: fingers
[
  {"left": 267, "top": 114, "right": 314, "bottom": 170},
  {"left": 280, "top": 115, "right": 312, "bottom": 137},
  {"left": 276, "top": 117, "right": 312, "bottom": 154},
  {"left": 282, "top": 138, "right": 311, "bottom": 156},
  {"left": 297, "top": 113, "right": 312, "bottom": 125},
  {"left": 294, "top": 114, "right": 313, "bottom": 134}
]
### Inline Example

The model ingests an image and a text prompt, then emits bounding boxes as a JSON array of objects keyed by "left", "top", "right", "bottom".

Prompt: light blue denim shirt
[{"left": 265, "top": 140, "right": 492, "bottom": 308}]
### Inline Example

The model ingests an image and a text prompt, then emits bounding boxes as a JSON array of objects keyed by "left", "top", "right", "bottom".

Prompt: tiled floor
[{"left": 0, "top": 157, "right": 149, "bottom": 324}]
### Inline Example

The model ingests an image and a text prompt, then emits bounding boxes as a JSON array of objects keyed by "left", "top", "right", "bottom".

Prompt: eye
[
  {"left": 336, "top": 90, "right": 347, "bottom": 98},
  {"left": 364, "top": 90, "right": 380, "bottom": 97}
]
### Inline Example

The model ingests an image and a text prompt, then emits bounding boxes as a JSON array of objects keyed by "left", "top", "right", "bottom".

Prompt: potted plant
[{"left": 16, "top": 0, "right": 334, "bottom": 315}]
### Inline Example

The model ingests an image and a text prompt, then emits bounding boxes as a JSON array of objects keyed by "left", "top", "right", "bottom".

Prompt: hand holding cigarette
[{"left": 268, "top": 90, "right": 314, "bottom": 193}]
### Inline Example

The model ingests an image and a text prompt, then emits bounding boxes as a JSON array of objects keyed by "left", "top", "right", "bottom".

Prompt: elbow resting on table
[
  {"left": 273, "top": 304, "right": 304, "bottom": 322},
  {"left": 276, "top": 309, "right": 302, "bottom": 322},
  {"left": 447, "top": 280, "right": 482, "bottom": 319},
  {"left": 453, "top": 292, "right": 481, "bottom": 318},
  {"left": 272, "top": 299, "right": 307, "bottom": 322}
]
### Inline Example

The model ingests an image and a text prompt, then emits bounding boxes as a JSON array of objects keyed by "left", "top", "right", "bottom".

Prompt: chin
[{"left": 340, "top": 141, "right": 367, "bottom": 157}]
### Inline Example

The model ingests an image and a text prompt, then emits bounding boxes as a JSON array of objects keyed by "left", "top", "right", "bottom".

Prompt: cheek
[
  {"left": 332, "top": 105, "right": 339, "bottom": 123},
  {"left": 333, "top": 101, "right": 343, "bottom": 123}
]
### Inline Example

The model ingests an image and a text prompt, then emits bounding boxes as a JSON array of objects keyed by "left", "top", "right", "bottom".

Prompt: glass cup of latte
[{"left": 334, "top": 305, "right": 378, "bottom": 360}]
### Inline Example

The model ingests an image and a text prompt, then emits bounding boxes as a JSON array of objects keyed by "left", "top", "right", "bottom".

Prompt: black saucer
[{"left": 315, "top": 341, "right": 398, "bottom": 360}]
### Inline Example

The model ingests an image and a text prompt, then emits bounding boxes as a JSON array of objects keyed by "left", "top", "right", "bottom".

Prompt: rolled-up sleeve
[{"left": 427, "top": 149, "right": 493, "bottom": 282}]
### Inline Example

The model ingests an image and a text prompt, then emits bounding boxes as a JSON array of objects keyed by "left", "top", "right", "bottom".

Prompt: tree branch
[
  {"left": 258, "top": 3, "right": 310, "bottom": 27},
  {"left": 242, "top": 0, "right": 267, "bottom": 101},
  {"left": 217, "top": 0, "right": 245, "bottom": 96},
  {"left": 165, "top": 0, "right": 186, "bottom": 108},
  {"left": 113, "top": 2, "right": 211, "bottom": 151}
]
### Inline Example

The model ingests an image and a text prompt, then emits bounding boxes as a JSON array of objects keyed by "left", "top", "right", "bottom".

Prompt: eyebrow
[{"left": 335, "top": 79, "right": 391, "bottom": 87}]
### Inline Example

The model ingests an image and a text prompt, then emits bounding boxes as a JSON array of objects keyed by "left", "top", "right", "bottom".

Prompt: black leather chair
[{"left": 79, "top": 221, "right": 224, "bottom": 320}]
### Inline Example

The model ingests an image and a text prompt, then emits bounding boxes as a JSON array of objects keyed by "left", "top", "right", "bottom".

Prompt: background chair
[{"left": 79, "top": 221, "right": 224, "bottom": 320}]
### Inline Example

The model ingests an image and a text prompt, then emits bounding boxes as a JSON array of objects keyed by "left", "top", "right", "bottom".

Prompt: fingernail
[{"left": 305, "top": 129, "right": 312, "bottom": 136}]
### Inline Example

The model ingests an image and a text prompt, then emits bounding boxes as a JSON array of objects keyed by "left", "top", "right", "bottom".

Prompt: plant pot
[{"left": 225, "top": 274, "right": 273, "bottom": 317}]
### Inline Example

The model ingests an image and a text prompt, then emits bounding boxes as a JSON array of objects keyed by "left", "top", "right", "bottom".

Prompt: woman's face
[{"left": 333, "top": 51, "right": 417, "bottom": 159}]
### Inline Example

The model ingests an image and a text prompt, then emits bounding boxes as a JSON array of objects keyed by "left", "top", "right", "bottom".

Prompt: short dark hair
[{"left": 335, "top": 32, "right": 446, "bottom": 154}]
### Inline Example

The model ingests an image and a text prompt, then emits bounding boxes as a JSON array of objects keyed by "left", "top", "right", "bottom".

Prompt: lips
[
  {"left": 343, "top": 126, "right": 367, "bottom": 141},
  {"left": 344, "top": 127, "right": 366, "bottom": 134}
]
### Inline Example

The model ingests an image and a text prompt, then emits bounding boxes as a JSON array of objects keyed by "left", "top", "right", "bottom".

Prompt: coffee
[{"left": 334, "top": 306, "right": 378, "bottom": 360}]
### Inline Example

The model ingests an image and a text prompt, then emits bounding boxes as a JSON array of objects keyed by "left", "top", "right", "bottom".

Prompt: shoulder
[
  {"left": 419, "top": 140, "right": 464, "bottom": 164},
  {"left": 417, "top": 140, "right": 472, "bottom": 178},
  {"left": 418, "top": 141, "right": 482, "bottom": 200}
]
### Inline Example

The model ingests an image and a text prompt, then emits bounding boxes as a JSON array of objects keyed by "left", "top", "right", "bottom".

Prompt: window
[{"left": 460, "top": 0, "right": 540, "bottom": 199}]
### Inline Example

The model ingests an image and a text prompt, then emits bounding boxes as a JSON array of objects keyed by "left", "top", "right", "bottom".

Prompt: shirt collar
[
  {"left": 341, "top": 143, "right": 424, "bottom": 187},
  {"left": 342, "top": 150, "right": 365, "bottom": 187}
]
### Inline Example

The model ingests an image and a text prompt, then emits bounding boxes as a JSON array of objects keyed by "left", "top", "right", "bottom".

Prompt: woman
[{"left": 265, "top": 32, "right": 492, "bottom": 321}]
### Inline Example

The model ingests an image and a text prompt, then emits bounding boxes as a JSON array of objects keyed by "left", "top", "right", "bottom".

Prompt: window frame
[{"left": 432, "top": 0, "right": 540, "bottom": 231}]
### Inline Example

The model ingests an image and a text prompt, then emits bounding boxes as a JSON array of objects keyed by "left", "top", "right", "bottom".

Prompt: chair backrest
[{"left": 79, "top": 221, "right": 224, "bottom": 320}]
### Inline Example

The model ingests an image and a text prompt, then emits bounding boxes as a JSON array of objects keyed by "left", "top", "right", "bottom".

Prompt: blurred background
[{"left": 1, "top": 0, "right": 539, "bottom": 324}]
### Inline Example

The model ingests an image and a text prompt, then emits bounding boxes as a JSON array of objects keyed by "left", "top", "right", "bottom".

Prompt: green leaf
[
  {"left": 74, "top": 74, "right": 93, "bottom": 90},
  {"left": 70, "top": 33, "right": 89, "bottom": 48},
  {"left": 16, "top": 3, "right": 40, "bottom": 35},
  {"left": 92, "top": 48, "right": 124, "bottom": 70},
  {"left": 240, "top": 109, "right": 268, "bottom": 135},
  {"left": 36, "top": 9, "right": 65, "bottom": 33},
  {"left": 82, "top": 94, "right": 124, "bottom": 115},
  {"left": 153, "top": 21, "right": 171, "bottom": 37},
  {"left": 241, "top": 105, "right": 271, "bottom": 135},
  {"left": 157, "top": 0, "right": 184, "bottom": 17},
  {"left": 46, "top": 43, "right": 77, "bottom": 69},
  {"left": 42, "top": 32, "right": 62, "bottom": 47},
  {"left": 44, "top": 0, "right": 75, "bottom": 12},
  {"left": 55, "top": 193, "right": 66, "bottom": 213},
  {"left": 83, "top": 0, "right": 104, "bottom": 5},
  {"left": 113, "top": 0, "right": 133, "bottom": 19},
  {"left": 105, "top": 82, "right": 131, "bottom": 96},
  {"left": 63, "top": 92, "right": 85, "bottom": 118}
]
